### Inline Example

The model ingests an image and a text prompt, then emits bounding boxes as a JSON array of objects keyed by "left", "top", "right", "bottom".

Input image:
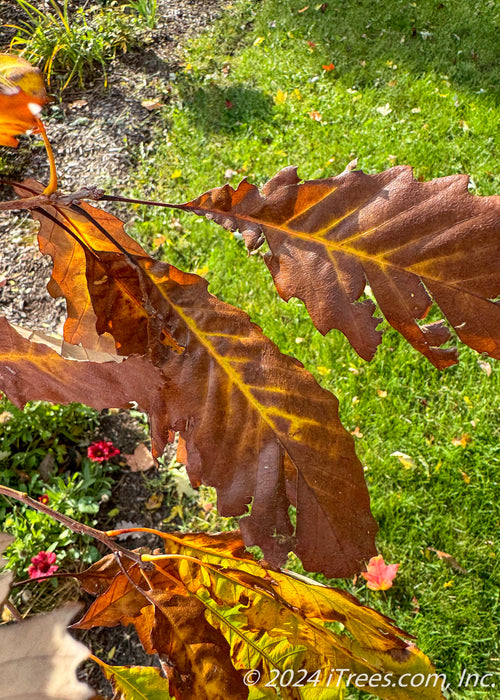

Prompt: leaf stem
[{"left": 36, "top": 118, "right": 58, "bottom": 195}]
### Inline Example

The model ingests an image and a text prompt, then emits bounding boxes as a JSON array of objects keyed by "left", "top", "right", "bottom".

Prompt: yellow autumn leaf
[
  {"left": 391, "top": 451, "right": 416, "bottom": 469},
  {"left": 273, "top": 89, "right": 287, "bottom": 104}
]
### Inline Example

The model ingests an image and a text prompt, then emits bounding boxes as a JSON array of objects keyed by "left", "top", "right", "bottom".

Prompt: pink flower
[
  {"left": 87, "top": 440, "right": 120, "bottom": 462},
  {"left": 28, "top": 551, "right": 59, "bottom": 579},
  {"left": 37, "top": 494, "right": 49, "bottom": 505},
  {"left": 361, "top": 555, "right": 399, "bottom": 591}
]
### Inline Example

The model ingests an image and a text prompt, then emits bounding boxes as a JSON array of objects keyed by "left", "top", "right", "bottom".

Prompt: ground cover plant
[
  {"left": 0, "top": 1, "right": 499, "bottom": 698},
  {"left": 8, "top": 0, "right": 155, "bottom": 90},
  {"left": 0, "top": 396, "right": 117, "bottom": 582}
]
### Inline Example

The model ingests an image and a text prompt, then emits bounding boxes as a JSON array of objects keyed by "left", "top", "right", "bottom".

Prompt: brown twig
[
  {"left": 0, "top": 187, "right": 105, "bottom": 213},
  {"left": 0, "top": 485, "right": 147, "bottom": 567}
]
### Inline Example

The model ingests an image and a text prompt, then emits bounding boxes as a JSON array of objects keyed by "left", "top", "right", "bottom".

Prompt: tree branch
[{"left": 0, "top": 485, "right": 149, "bottom": 567}]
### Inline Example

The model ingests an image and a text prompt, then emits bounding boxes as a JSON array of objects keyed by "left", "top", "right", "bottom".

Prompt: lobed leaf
[
  {"left": 13, "top": 180, "right": 145, "bottom": 353},
  {"left": 0, "top": 317, "right": 172, "bottom": 454},
  {"left": 92, "top": 659, "right": 173, "bottom": 700},
  {"left": 73, "top": 530, "right": 445, "bottom": 700},
  {"left": 1, "top": 185, "right": 378, "bottom": 577},
  {"left": 179, "top": 166, "right": 500, "bottom": 368},
  {"left": 0, "top": 602, "right": 93, "bottom": 700}
]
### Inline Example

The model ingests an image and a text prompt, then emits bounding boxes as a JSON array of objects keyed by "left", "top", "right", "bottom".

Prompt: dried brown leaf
[
  {"left": 179, "top": 166, "right": 500, "bottom": 368},
  {"left": 0, "top": 603, "right": 93, "bottom": 700},
  {"left": 124, "top": 443, "right": 155, "bottom": 472}
]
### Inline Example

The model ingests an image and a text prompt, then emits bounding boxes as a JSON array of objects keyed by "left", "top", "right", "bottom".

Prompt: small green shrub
[{"left": 9, "top": 0, "right": 146, "bottom": 89}]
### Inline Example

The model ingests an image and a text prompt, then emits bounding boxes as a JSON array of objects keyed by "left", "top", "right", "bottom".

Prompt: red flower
[
  {"left": 322, "top": 63, "right": 335, "bottom": 71},
  {"left": 87, "top": 440, "right": 120, "bottom": 462},
  {"left": 361, "top": 555, "right": 399, "bottom": 591},
  {"left": 28, "top": 551, "right": 59, "bottom": 579},
  {"left": 37, "top": 494, "right": 49, "bottom": 505}
]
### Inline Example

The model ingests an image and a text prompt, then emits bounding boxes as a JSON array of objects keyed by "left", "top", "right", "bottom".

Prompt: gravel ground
[{"left": 0, "top": 0, "right": 225, "bottom": 333}]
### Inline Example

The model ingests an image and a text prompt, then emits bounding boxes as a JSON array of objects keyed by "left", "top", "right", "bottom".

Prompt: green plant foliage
[
  {"left": 2, "top": 459, "right": 114, "bottom": 579},
  {"left": 126, "top": 0, "right": 157, "bottom": 29},
  {"left": 0, "top": 396, "right": 112, "bottom": 578},
  {"left": 0, "top": 396, "right": 97, "bottom": 476},
  {"left": 9, "top": 0, "right": 147, "bottom": 89}
]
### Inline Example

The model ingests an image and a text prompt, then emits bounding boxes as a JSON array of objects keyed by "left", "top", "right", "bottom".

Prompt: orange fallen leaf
[
  {"left": 428, "top": 547, "right": 467, "bottom": 574},
  {"left": 309, "top": 110, "right": 322, "bottom": 121},
  {"left": 322, "top": 63, "right": 335, "bottom": 71},
  {"left": 361, "top": 555, "right": 399, "bottom": 591},
  {"left": 350, "top": 426, "right": 363, "bottom": 439},
  {"left": 451, "top": 433, "right": 471, "bottom": 448},
  {"left": 124, "top": 443, "right": 155, "bottom": 472}
]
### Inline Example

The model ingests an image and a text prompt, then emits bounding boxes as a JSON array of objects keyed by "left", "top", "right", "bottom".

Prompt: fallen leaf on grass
[
  {"left": 451, "top": 433, "right": 471, "bottom": 447},
  {"left": 428, "top": 547, "right": 467, "bottom": 574},
  {"left": 309, "top": 110, "right": 322, "bottom": 121},
  {"left": 322, "top": 63, "right": 335, "bottom": 71},
  {"left": 377, "top": 103, "right": 392, "bottom": 116},
  {"left": 124, "top": 443, "right": 155, "bottom": 472},
  {"left": 361, "top": 554, "right": 399, "bottom": 590},
  {"left": 273, "top": 89, "right": 287, "bottom": 104},
  {"left": 391, "top": 451, "right": 416, "bottom": 469},
  {"left": 478, "top": 360, "right": 492, "bottom": 376}
]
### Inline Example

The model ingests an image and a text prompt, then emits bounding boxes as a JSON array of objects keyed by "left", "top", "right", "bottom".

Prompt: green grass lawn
[{"left": 124, "top": 0, "right": 500, "bottom": 696}]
